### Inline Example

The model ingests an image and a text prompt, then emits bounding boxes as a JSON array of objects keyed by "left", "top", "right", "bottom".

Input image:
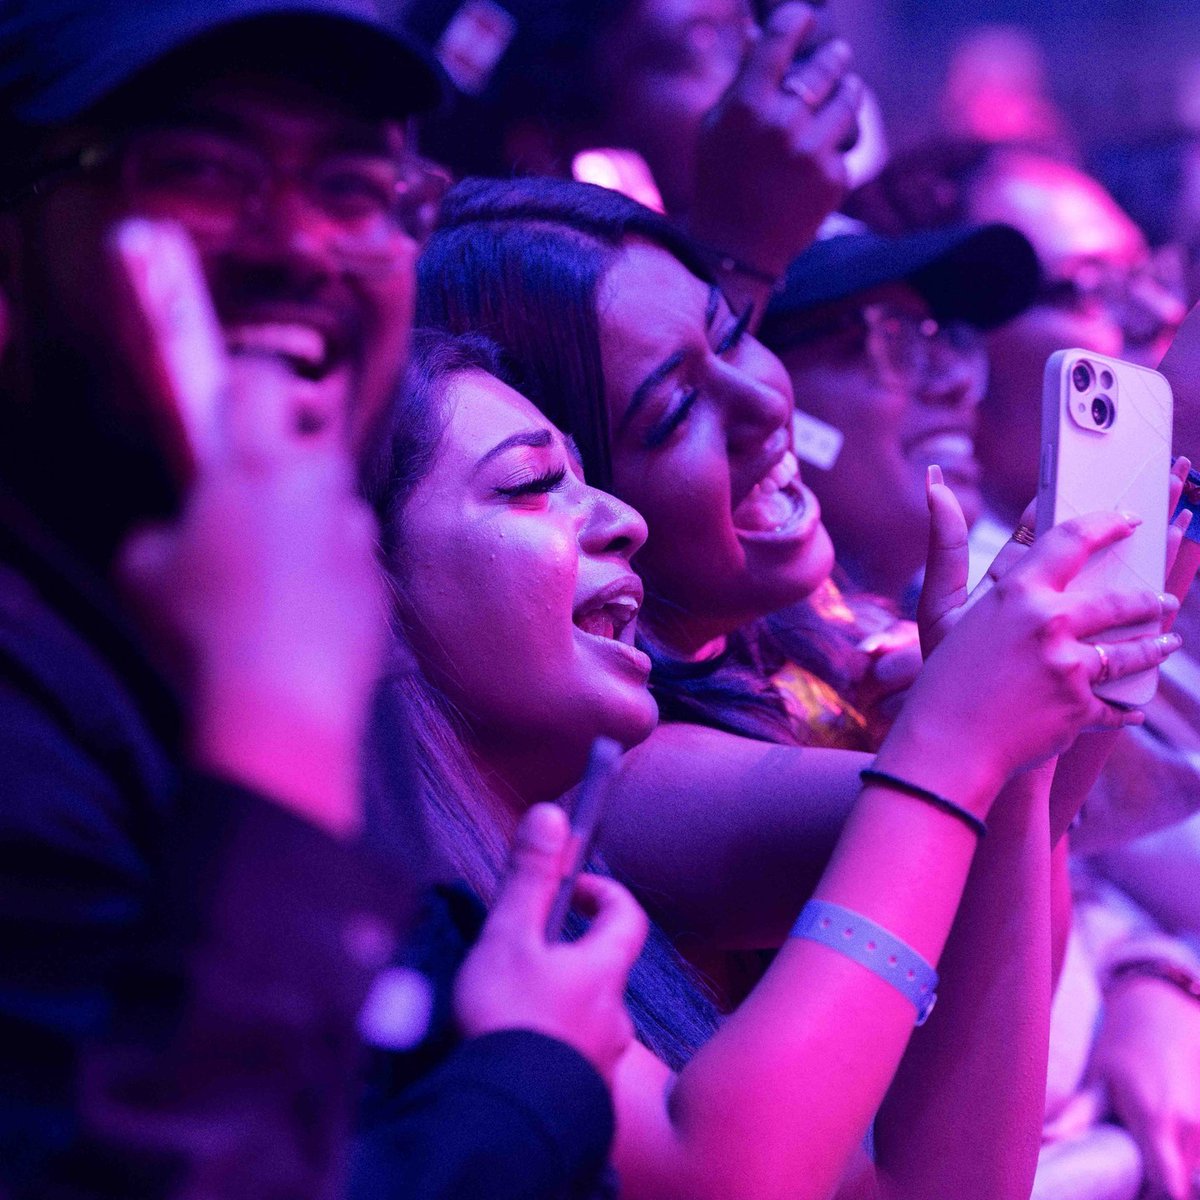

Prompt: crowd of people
[{"left": 2, "top": 1, "right": 1200, "bottom": 1198}]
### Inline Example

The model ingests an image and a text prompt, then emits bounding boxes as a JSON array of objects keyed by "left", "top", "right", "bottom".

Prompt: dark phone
[
  {"left": 544, "top": 737, "right": 621, "bottom": 942},
  {"left": 1174, "top": 464, "right": 1200, "bottom": 544}
]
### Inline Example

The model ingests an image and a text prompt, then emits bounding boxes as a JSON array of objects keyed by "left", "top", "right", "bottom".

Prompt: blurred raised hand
[{"left": 455, "top": 803, "right": 648, "bottom": 1082}]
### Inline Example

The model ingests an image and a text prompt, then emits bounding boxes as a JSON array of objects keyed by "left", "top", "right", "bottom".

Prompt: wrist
[{"left": 871, "top": 714, "right": 1005, "bottom": 823}]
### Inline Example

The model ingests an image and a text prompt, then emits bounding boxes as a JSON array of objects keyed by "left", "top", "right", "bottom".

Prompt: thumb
[
  {"left": 917, "top": 465, "right": 970, "bottom": 655},
  {"left": 486, "top": 803, "right": 571, "bottom": 942}
]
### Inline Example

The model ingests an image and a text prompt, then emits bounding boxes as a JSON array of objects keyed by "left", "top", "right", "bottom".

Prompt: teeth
[
  {"left": 914, "top": 433, "right": 974, "bottom": 460},
  {"left": 576, "top": 595, "right": 639, "bottom": 640},
  {"left": 734, "top": 480, "right": 803, "bottom": 533},
  {"left": 226, "top": 323, "right": 327, "bottom": 367}
]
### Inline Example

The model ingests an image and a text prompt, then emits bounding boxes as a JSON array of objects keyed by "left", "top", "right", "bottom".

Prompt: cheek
[{"left": 406, "top": 518, "right": 581, "bottom": 713}]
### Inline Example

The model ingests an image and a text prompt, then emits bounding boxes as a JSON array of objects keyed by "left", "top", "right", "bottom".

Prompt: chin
[{"left": 600, "top": 689, "right": 660, "bottom": 750}]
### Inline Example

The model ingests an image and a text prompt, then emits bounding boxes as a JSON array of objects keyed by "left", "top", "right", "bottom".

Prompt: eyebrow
[
  {"left": 473, "top": 428, "right": 554, "bottom": 472},
  {"left": 619, "top": 284, "right": 722, "bottom": 435}
]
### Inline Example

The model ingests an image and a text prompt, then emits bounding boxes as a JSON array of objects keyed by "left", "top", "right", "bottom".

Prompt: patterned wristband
[{"left": 791, "top": 899, "right": 939, "bottom": 1026}]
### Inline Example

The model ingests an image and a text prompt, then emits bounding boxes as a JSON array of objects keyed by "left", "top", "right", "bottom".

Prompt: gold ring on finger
[{"left": 1011, "top": 524, "right": 1036, "bottom": 547}]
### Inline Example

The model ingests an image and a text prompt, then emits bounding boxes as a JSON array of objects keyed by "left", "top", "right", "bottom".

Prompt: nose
[
  {"left": 920, "top": 350, "right": 988, "bottom": 411},
  {"left": 720, "top": 358, "right": 793, "bottom": 454},
  {"left": 580, "top": 486, "right": 648, "bottom": 561},
  {"left": 234, "top": 182, "right": 343, "bottom": 279}
]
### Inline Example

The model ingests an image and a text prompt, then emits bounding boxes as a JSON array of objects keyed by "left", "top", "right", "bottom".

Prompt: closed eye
[
  {"left": 494, "top": 466, "right": 568, "bottom": 499},
  {"left": 715, "top": 303, "right": 753, "bottom": 356},
  {"left": 645, "top": 387, "right": 699, "bottom": 448}
]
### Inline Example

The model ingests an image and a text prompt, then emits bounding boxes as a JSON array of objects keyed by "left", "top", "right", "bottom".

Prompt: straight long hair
[{"left": 364, "top": 329, "right": 719, "bottom": 1068}]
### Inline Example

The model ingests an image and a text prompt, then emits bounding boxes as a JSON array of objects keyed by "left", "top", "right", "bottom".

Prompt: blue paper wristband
[{"left": 791, "top": 899, "right": 939, "bottom": 1026}]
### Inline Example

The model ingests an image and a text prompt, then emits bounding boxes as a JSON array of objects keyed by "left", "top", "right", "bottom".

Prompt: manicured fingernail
[
  {"left": 1174, "top": 509, "right": 1194, "bottom": 530},
  {"left": 1160, "top": 592, "right": 1181, "bottom": 611},
  {"left": 1157, "top": 633, "right": 1183, "bottom": 652},
  {"left": 926, "top": 464, "right": 943, "bottom": 500},
  {"left": 1120, "top": 510, "right": 1143, "bottom": 526}
]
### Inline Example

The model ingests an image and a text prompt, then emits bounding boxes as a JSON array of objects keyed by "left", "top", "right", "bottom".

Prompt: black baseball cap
[
  {"left": 0, "top": 0, "right": 444, "bottom": 130},
  {"left": 763, "top": 221, "right": 1041, "bottom": 334}
]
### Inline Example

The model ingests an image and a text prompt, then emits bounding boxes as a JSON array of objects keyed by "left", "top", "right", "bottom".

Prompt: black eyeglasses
[{"left": 2, "top": 126, "right": 452, "bottom": 246}]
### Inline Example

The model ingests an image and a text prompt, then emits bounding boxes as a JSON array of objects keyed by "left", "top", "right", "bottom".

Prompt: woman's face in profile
[
  {"left": 397, "top": 369, "right": 658, "bottom": 800},
  {"left": 597, "top": 241, "right": 834, "bottom": 654}
]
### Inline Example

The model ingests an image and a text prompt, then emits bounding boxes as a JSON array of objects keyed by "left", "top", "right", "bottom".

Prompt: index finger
[
  {"left": 737, "top": 2, "right": 817, "bottom": 103},
  {"left": 1019, "top": 510, "right": 1141, "bottom": 592}
]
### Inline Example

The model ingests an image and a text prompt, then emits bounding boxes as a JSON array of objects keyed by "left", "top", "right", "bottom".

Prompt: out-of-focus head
[
  {"left": 853, "top": 140, "right": 1187, "bottom": 521},
  {"left": 365, "top": 330, "right": 656, "bottom": 807},
  {"left": 404, "top": 0, "right": 769, "bottom": 213},
  {"left": 419, "top": 176, "right": 834, "bottom": 657},
  {"left": 757, "top": 220, "right": 1039, "bottom": 599},
  {"left": 0, "top": 0, "right": 441, "bottom": 554}
]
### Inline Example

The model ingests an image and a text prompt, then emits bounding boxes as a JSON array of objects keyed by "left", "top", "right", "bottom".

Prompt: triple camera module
[{"left": 1069, "top": 358, "right": 1117, "bottom": 431}]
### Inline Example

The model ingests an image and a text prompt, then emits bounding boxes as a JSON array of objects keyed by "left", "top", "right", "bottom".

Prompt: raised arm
[{"left": 607, "top": 509, "right": 1176, "bottom": 1200}]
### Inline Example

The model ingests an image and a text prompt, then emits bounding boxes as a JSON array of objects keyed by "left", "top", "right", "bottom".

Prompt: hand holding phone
[
  {"left": 108, "top": 218, "right": 227, "bottom": 486},
  {"left": 545, "top": 736, "right": 621, "bottom": 941},
  {"left": 1037, "top": 349, "right": 1173, "bottom": 707}
]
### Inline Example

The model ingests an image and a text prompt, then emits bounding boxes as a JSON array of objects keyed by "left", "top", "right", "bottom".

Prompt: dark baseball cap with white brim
[
  {"left": 0, "top": 0, "right": 444, "bottom": 129},
  {"left": 763, "top": 222, "right": 1041, "bottom": 335}
]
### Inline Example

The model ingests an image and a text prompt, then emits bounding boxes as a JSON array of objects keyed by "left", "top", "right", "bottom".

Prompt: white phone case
[{"left": 1037, "top": 349, "right": 1172, "bottom": 707}]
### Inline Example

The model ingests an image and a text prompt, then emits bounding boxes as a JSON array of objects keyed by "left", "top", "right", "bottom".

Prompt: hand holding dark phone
[{"left": 545, "top": 737, "right": 621, "bottom": 942}]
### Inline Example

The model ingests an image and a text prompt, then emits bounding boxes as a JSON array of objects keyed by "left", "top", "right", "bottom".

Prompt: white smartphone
[
  {"left": 108, "top": 218, "right": 227, "bottom": 486},
  {"left": 1037, "top": 349, "right": 1173, "bottom": 707}
]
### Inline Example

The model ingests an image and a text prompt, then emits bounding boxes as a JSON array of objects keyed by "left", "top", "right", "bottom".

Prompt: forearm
[
  {"left": 873, "top": 769, "right": 1053, "bottom": 1200},
  {"left": 650, "top": 784, "right": 984, "bottom": 1200},
  {"left": 606, "top": 728, "right": 868, "bottom": 949}
]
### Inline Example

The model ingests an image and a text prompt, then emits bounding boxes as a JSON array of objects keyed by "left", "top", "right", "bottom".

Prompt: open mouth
[
  {"left": 573, "top": 582, "right": 641, "bottom": 646},
  {"left": 904, "top": 430, "right": 981, "bottom": 484},
  {"left": 225, "top": 322, "right": 345, "bottom": 383},
  {"left": 733, "top": 449, "right": 814, "bottom": 537}
]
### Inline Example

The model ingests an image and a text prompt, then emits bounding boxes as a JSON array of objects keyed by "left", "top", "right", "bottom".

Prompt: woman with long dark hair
[{"left": 364, "top": 326, "right": 1177, "bottom": 1200}]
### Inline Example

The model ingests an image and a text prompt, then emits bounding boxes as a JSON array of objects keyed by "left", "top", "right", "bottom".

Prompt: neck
[{"left": 470, "top": 736, "right": 582, "bottom": 818}]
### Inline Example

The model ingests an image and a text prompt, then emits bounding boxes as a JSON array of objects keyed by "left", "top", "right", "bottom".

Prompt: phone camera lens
[
  {"left": 1100, "top": 369, "right": 1115, "bottom": 389},
  {"left": 1091, "top": 395, "right": 1115, "bottom": 428},
  {"left": 1072, "top": 362, "right": 1094, "bottom": 392}
]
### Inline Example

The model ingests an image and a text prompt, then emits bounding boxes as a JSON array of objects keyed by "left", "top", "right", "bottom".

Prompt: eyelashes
[
  {"left": 644, "top": 304, "right": 754, "bottom": 448},
  {"left": 645, "top": 388, "right": 698, "bottom": 448},
  {"left": 716, "top": 303, "right": 754, "bottom": 356},
  {"left": 494, "top": 465, "right": 568, "bottom": 499}
]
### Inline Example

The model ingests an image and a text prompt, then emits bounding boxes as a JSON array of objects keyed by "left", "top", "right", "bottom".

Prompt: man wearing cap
[
  {"left": 757, "top": 218, "right": 1039, "bottom": 604},
  {"left": 0, "top": 4, "right": 621, "bottom": 1196}
]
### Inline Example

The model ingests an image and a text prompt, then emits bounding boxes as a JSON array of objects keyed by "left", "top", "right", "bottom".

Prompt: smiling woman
[
  {"left": 368, "top": 326, "right": 1180, "bottom": 1200},
  {"left": 409, "top": 176, "right": 1185, "bottom": 1200},
  {"left": 382, "top": 345, "right": 657, "bottom": 808}
]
